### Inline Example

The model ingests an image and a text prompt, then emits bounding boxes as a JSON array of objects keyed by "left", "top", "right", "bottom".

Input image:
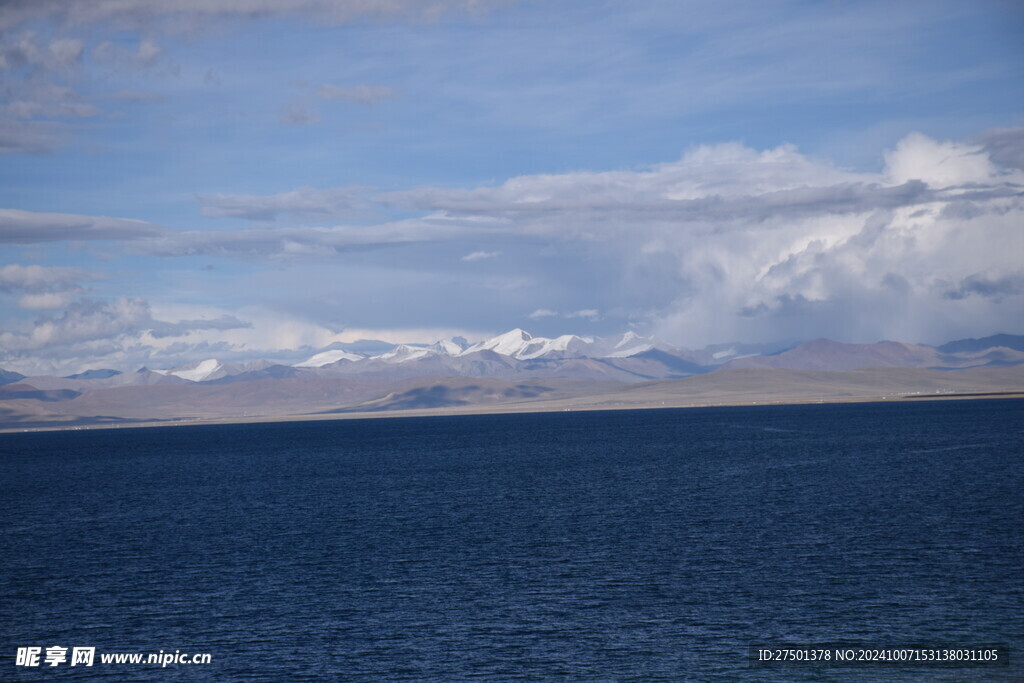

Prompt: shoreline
[{"left": 3, "top": 390, "right": 1022, "bottom": 435}]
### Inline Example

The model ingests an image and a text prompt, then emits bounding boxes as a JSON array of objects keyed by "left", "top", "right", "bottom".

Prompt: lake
[{"left": 2, "top": 399, "right": 1022, "bottom": 680}]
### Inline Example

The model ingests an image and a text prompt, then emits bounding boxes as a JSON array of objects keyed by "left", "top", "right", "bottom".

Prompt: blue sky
[{"left": 1, "top": 0, "right": 1023, "bottom": 374}]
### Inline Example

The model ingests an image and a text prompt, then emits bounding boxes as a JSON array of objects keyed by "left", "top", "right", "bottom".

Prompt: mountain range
[{"left": 1, "top": 330, "right": 1022, "bottom": 430}]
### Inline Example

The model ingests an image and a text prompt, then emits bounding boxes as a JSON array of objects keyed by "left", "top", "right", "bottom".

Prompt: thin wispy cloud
[
  {"left": 0, "top": 210, "right": 166, "bottom": 243},
  {"left": 199, "top": 187, "right": 371, "bottom": 222},
  {"left": 317, "top": 84, "right": 395, "bottom": 105},
  {"left": 461, "top": 250, "right": 500, "bottom": 262},
  {"left": 528, "top": 309, "right": 557, "bottom": 319}
]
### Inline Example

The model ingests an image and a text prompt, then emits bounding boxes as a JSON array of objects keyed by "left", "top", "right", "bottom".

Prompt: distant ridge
[
  {"left": 64, "top": 369, "right": 121, "bottom": 380},
  {"left": 937, "top": 333, "right": 1024, "bottom": 354},
  {"left": 722, "top": 339, "right": 943, "bottom": 371},
  {"left": 0, "top": 366, "right": 1021, "bottom": 431},
  {"left": 0, "top": 369, "right": 25, "bottom": 387},
  {"left": 5, "top": 330, "right": 1024, "bottom": 390},
  {"left": 2, "top": 330, "right": 1023, "bottom": 429}
]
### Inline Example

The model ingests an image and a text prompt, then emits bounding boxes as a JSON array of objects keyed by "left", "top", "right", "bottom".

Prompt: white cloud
[
  {"left": 18, "top": 292, "right": 74, "bottom": 309},
  {"left": 0, "top": 263, "right": 99, "bottom": 292},
  {"left": 200, "top": 186, "right": 369, "bottom": 221},
  {"left": 136, "top": 216, "right": 473, "bottom": 259},
  {"left": 527, "top": 308, "right": 557, "bottom": 318},
  {"left": 0, "top": 297, "right": 252, "bottom": 352},
  {"left": 0, "top": 209, "right": 166, "bottom": 243},
  {"left": 461, "top": 250, "right": 500, "bottom": 261},
  {"left": 4, "top": 130, "right": 1022, "bottom": 351},
  {"left": 371, "top": 131, "right": 1024, "bottom": 345},
  {"left": 527, "top": 308, "right": 600, "bottom": 321},
  {"left": 566, "top": 309, "right": 599, "bottom": 319},
  {"left": 885, "top": 132, "right": 997, "bottom": 188}
]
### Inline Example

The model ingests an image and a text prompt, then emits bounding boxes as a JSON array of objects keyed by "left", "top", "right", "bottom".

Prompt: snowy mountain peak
[
  {"left": 615, "top": 331, "right": 642, "bottom": 348},
  {"left": 431, "top": 337, "right": 469, "bottom": 356},
  {"left": 517, "top": 334, "right": 593, "bottom": 360},
  {"left": 494, "top": 328, "right": 532, "bottom": 344},
  {"left": 294, "top": 349, "right": 364, "bottom": 368},
  {"left": 163, "top": 358, "right": 224, "bottom": 382},
  {"left": 604, "top": 331, "right": 654, "bottom": 358},
  {"left": 463, "top": 329, "right": 536, "bottom": 357},
  {"left": 459, "top": 330, "right": 602, "bottom": 360},
  {"left": 375, "top": 344, "right": 436, "bottom": 364}
]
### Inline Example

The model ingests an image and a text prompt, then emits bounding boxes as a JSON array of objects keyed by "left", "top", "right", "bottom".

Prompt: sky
[{"left": 1, "top": 0, "right": 1023, "bottom": 375}]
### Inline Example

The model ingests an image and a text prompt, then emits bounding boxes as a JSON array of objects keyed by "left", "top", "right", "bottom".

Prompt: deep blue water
[{"left": 2, "top": 399, "right": 1022, "bottom": 680}]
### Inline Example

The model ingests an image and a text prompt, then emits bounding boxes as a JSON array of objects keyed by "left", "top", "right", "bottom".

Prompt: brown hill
[
  {"left": 2, "top": 366, "right": 1021, "bottom": 430},
  {"left": 722, "top": 339, "right": 944, "bottom": 371}
]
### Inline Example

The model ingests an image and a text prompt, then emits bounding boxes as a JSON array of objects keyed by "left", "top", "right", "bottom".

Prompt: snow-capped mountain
[
  {"left": 145, "top": 328, "right": 1019, "bottom": 388},
  {"left": 154, "top": 358, "right": 276, "bottom": 382},
  {"left": 292, "top": 329, "right": 673, "bottom": 371},
  {"left": 461, "top": 328, "right": 536, "bottom": 357},
  {"left": 145, "top": 331, "right": 691, "bottom": 384},
  {"left": 295, "top": 349, "right": 365, "bottom": 368},
  {"left": 602, "top": 331, "right": 655, "bottom": 358},
  {"left": 6, "top": 332, "right": 1022, "bottom": 430},
  {"left": 375, "top": 344, "right": 438, "bottom": 364},
  {"left": 459, "top": 329, "right": 605, "bottom": 360},
  {"left": 431, "top": 337, "right": 469, "bottom": 356},
  {"left": 154, "top": 358, "right": 226, "bottom": 382}
]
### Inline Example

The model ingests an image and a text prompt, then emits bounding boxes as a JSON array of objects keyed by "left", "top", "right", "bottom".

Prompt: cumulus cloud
[
  {"left": 4, "top": 129, "right": 1022, "bottom": 350},
  {"left": 0, "top": 209, "right": 166, "bottom": 243},
  {"left": 0, "top": 264, "right": 100, "bottom": 310},
  {"left": 366, "top": 131, "right": 1023, "bottom": 345},
  {"left": 0, "top": 298, "right": 361, "bottom": 375},
  {"left": 0, "top": 297, "right": 250, "bottom": 353},
  {"left": 17, "top": 292, "right": 75, "bottom": 310},
  {"left": 377, "top": 143, "right": 937, "bottom": 230},
  {"left": 884, "top": 132, "right": 997, "bottom": 188}
]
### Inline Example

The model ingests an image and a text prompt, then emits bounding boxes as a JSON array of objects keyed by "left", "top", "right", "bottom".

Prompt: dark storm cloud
[
  {"left": 977, "top": 127, "right": 1024, "bottom": 171},
  {"left": 944, "top": 273, "right": 1024, "bottom": 302}
]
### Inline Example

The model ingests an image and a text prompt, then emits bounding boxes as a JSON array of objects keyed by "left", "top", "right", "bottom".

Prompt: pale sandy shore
[{"left": 3, "top": 384, "right": 1022, "bottom": 434}]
